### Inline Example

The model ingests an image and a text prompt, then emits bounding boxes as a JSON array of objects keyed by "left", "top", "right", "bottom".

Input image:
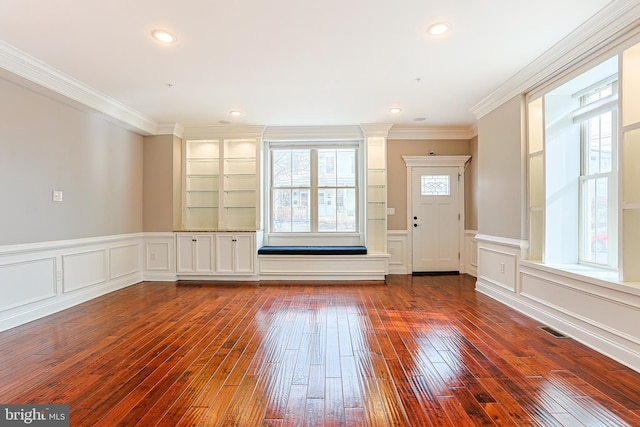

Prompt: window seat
[{"left": 258, "top": 245, "right": 367, "bottom": 255}]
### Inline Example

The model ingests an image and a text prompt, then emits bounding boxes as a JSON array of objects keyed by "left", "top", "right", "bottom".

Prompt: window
[
  {"left": 269, "top": 145, "right": 358, "bottom": 234},
  {"left": 578, "top": 82, "right": 617, "bottom": 266},
  {"left": 528, "top": 55, "right": 619, "bottom": 269},
  {"left": 421, "top": 175, "right": 450, "bottom": 196}
]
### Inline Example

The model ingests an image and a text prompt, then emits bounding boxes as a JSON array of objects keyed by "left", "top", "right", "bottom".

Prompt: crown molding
[
  {"left": 359, "top": 123, "right": 393, "bottom": 138},
  {"left": 156, "top": 122, "right": 184, "bottom": 138},
  {"left": 388, "top": 125, "right": 477, "bottom": 140},
  {"left": 263, "top": 125, "right": 364, "bottom": 141},
  {"left": 0, "top": 40, "right": 158, "bottom": 135},
  {"left": 182, "top": 124, "right": 266, "bottom": 140},
  {"left": 402, "top": 155, "right": 471, "bottom": 167},
  {"left": 470, "top": 1, "right": 640, "bottom": 120}
]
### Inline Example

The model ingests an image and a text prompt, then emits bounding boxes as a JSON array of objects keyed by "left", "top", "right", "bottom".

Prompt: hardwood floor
[{"left": 1, "top": 274, "right": 640, "bottom": 426}]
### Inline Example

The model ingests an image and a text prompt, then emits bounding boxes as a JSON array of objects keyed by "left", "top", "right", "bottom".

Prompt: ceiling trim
[
  {"left": 0, "top": 40, "right": 158, "bottom": 135},
  {"left": 389, "top": 125, "right": 477, "bottom": 140},
  {"left": 470, "top": 1, "right": 640, "bottom": 120},
  {"left": 402, "top": 155, "right": 471, "bottom": 167},
  {"left": 182, "top": 125, "right": 266, "bottom": 140},
  {"left": 156, "top": 122, "right": 184, "bottom": 138},
  {"left": 263, "top": 125, "right": 364, "bottom": 141},
  {"left": 359, "top": 123, "right": 393, "bottom": 138}
]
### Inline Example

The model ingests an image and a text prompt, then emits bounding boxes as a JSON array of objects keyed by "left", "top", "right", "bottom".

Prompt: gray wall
[
  {"left": 0, "top": 77, "right": 143, "bottom": 246},
  {"left": 477, "top": 95, "right": 526, "bottom": 240}
]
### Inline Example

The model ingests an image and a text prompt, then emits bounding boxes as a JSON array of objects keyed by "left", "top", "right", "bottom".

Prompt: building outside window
[{"left": 270, "top": 145, "right": 358, "bottom": 234}]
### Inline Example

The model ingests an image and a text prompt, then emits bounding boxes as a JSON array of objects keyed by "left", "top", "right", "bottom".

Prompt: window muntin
[{"left": 270, "top": 146, "right": 358, "bottom": 233}]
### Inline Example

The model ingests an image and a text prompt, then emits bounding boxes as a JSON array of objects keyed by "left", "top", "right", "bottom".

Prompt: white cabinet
[
  {"left": 176, "top": 232, "right": 256, "bottom": 277},
  {"left": 215, "top": 234, "right": 255, "bottom": 274},
  {"left": 176, "top": 234, "right": 215, "bottom": 273}
]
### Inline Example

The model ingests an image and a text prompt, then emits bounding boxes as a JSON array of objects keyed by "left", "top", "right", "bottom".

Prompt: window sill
[{"left": 521, "top": 260, "right": 640, "bottom": 296}]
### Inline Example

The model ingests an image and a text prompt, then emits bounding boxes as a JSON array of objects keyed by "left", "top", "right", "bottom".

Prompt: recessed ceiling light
[
  {"left": 151, "top": 29, "right": 177, "bottom": 44},
  {"left": 389, "top": 107, "right": 402, "bottom": 114},
  {"left": 427, "top": 22, "right": 451, "bottom": 36},
  {"left": 229, "top": 110, "right": 243, "bottom": 117}
]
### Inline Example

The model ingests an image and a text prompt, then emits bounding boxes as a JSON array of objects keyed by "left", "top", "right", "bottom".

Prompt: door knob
[
  {"left": 413, "top": 216, "right": 417, "bottom": 220},
  {"left": 414, "top": 223, "right": 418, "bottom": 227}
]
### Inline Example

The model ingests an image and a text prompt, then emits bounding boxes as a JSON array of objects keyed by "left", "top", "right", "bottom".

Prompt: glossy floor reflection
[{"left": 1, "top": 275, "right": 639, "bottom": 426}]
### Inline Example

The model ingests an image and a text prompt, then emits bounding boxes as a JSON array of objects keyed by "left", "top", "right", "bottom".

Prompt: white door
[{"left": 411, "top": 167, "right": 460, "bottom": 272}]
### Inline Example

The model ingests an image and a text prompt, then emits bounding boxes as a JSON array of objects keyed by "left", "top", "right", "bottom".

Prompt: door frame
[{"left": 403, "top": 155, "right": 470, "bottom": 273}]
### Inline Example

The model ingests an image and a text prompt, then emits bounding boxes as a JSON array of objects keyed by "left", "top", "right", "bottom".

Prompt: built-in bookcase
[
  {"left": 366, "top": 136, "right": 387, "bottom": 254},
  {"left": 185, "top": 140, "right": 219, "bottom": 230},
  {"left": 621, "top": 41, "right": 640, "bottom": 281},
  {"left": 183, "top": 136, "right": 260, "bottom": 231}
]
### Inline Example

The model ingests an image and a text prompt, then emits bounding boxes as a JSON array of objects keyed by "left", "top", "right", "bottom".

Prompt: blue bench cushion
[{"left": 258, "top": 245, "right": 367, "bottom": 255}]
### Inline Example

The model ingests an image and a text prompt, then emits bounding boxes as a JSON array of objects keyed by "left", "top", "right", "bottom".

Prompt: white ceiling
[{"left": 0, "top": 0, "right": 617, "bottom": 130}]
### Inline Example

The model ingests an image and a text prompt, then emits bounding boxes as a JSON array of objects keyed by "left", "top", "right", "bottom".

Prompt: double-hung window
[
  {"left": 268, "top": 142, "right": 360, "bottom": 239},
  {"left": 528, "top": 55, "right": 619, "bottom": 270},
  {"left": 577, "top": 81, "right": 618, "bottom": 266}
]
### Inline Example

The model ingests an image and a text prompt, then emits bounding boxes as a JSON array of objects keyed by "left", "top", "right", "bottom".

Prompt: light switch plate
[
  {"left": 52, "top": 190, "right": 63, "bottom": 202},
  {"left": 387, "top": 207, "right": 395, "bottom": 215}
]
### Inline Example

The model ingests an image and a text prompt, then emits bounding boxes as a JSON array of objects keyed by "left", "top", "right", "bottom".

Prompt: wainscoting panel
[
  {"left": 62, "top": 249, "right": 107, "bottom": 293},
  {"left": 478, "top": 247, "right": 518, "bottom": 292},
  {"left": 0, "top": 234, "right": 144, "bottom": 332},
  {"left": 109, "top": 243, "right": 141, "bottom": 280},
  {"left": 475, "top": 233, "right": 640, "bottom": 373},
  {"left": 258, "top": 254, "right": 389, "bottom": 281},
  {"left": 464, "top": 230, "right": 478, "bottom": 277},
  {"left": 0, "top": 257, "right": 57, "bottom": 311},
  {"left": 143, "top": 233, "right": 176, "bottom": 281},
  {"left": 387, "top": 230, "right": 408, "bottom": 275},
  {"left": 521, "top": 271, "right": 640, "bottom": 348}
]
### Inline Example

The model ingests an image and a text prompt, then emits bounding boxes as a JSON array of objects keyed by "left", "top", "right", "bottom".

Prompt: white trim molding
[
  {"left": 464, "top": 230, "right": 478, "bottom": 277},
  {"left": 143, "top": 232, "right": 177, "bottom": 281},
  {"left": 258, "top": 254, "right": 389, "bottom": 281},
  {"left": 0, "top": 41, "right": 157, "bottom": 136},
  {"left": 476, "top": 234, "right": 640, "bottom": 373},
  {"left": 387, "top": 230, "right": 409, "bottom": 275},
  {"left": 0, "top": 233, "right": 144, "bottom": 332},
  {"left": 403, "top": 155, "right": 471, "bottom": 273},
  {"left": 470, "top": 2, "right": 640, "bottom": 120},
  {"left": 389, "top": 125, "right": 477, "bottom": 140},
  {"left": 263, "top": 125, "right": 364, "bottom": 142}
]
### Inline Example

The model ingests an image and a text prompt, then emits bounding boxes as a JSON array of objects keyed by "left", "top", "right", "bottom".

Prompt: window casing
[
  {"left": 527, "top": 55, "right": 619, "bottom": 270},
  {"left": 266, "top": 141, "right": 362, "bottom": 244}
]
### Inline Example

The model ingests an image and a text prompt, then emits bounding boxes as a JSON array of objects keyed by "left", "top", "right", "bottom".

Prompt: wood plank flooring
[{"left": 1, "top": 274, "right": 640, "bottom": 426}]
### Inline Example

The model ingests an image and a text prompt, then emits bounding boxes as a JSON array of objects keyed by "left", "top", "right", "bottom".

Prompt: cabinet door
[
  {"left": 234, "top": 234, "right": 255, "bottom": 274},
  {"left": 176, "top": 234, "right": 196, "bottom": 273},
  {"left": 194, "top": 235, "right": 215, "bottom": 273},
  {"left": 215, "top": 234, "right": 235, "bottom": 274},
  {"left": 177, "top": 234, "right": 215, "bottom": 273}
]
